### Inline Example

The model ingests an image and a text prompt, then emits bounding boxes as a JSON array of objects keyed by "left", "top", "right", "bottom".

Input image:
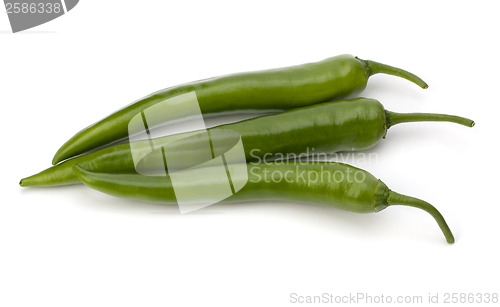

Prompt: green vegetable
[
  {"left": 51, "top": 55, "right": 428, "bottom": 165},
  {"left": 20, "top": 98, "right": 473, "bottom": 187},
  {"left": 72, "top": 162, "right": 455, "bottom": 243}
]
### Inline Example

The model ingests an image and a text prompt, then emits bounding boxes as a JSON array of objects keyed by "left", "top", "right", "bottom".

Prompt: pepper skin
[
  {"left": 72, "top": 162, "right": 455, "bottom": 244},
  {"left": 20, "top": 98, "right": 474, "bottom": 187},
  {"left": 51, "top": 55, "right": 428, "bottom": 165}
]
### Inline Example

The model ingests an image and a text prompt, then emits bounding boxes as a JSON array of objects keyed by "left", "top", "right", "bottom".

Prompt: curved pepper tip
[
  {"left": 19, "top": 177, "right": 32, "bottom": 187},
  {"left": 52, "top": 146, "right": 69, "bottom": 165},
  {"left": 72, "top": 164, "right": 90, "bottom": 181},
  {"left": 72, "top": 164, "right": 83, "bottom": 174},
  {"left": 52, "top": 154, "right": 61, "bottom": 166}
]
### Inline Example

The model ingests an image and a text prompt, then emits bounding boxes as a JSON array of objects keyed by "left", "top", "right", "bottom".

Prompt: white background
[{"left": 1, "top": 1, "right": 498, "bottom": 306}]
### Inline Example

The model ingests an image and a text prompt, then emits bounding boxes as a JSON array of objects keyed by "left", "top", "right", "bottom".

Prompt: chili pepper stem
[
  {"left": 358, "top": 58, "right": 429, "bottom": 89},
  {"left": 386, "top": 111, "right": 475, "bottom": 129},
  {"left": 386, "top": 191, "right": 455, "bottom": 243}
]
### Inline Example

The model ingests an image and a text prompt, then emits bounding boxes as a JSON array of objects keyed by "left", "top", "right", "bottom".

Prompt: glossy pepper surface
[
  {"left": 20, "top": 98, "right": 474, "bottom": 187},
  {"left": 51, "top": 55, "right": 428, "bottom": 165},
  {"left": 72, "top": 162, "right": 455, "bottom": 244}
]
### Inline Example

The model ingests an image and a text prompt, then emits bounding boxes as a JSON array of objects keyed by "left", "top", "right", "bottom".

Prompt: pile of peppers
[{"left": 21, "top": 54, "right": 474, "bottom": 244}]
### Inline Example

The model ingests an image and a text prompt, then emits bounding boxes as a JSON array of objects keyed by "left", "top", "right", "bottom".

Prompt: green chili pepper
[
  {"left": 71, "top": 162, "right": 455, "bottom": 243},
  {"left": 51, "top": 55, "right": 428, "bottom": 165},
  {"left": 20, "top": 98, "right": 474, "bottom": 187}
]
